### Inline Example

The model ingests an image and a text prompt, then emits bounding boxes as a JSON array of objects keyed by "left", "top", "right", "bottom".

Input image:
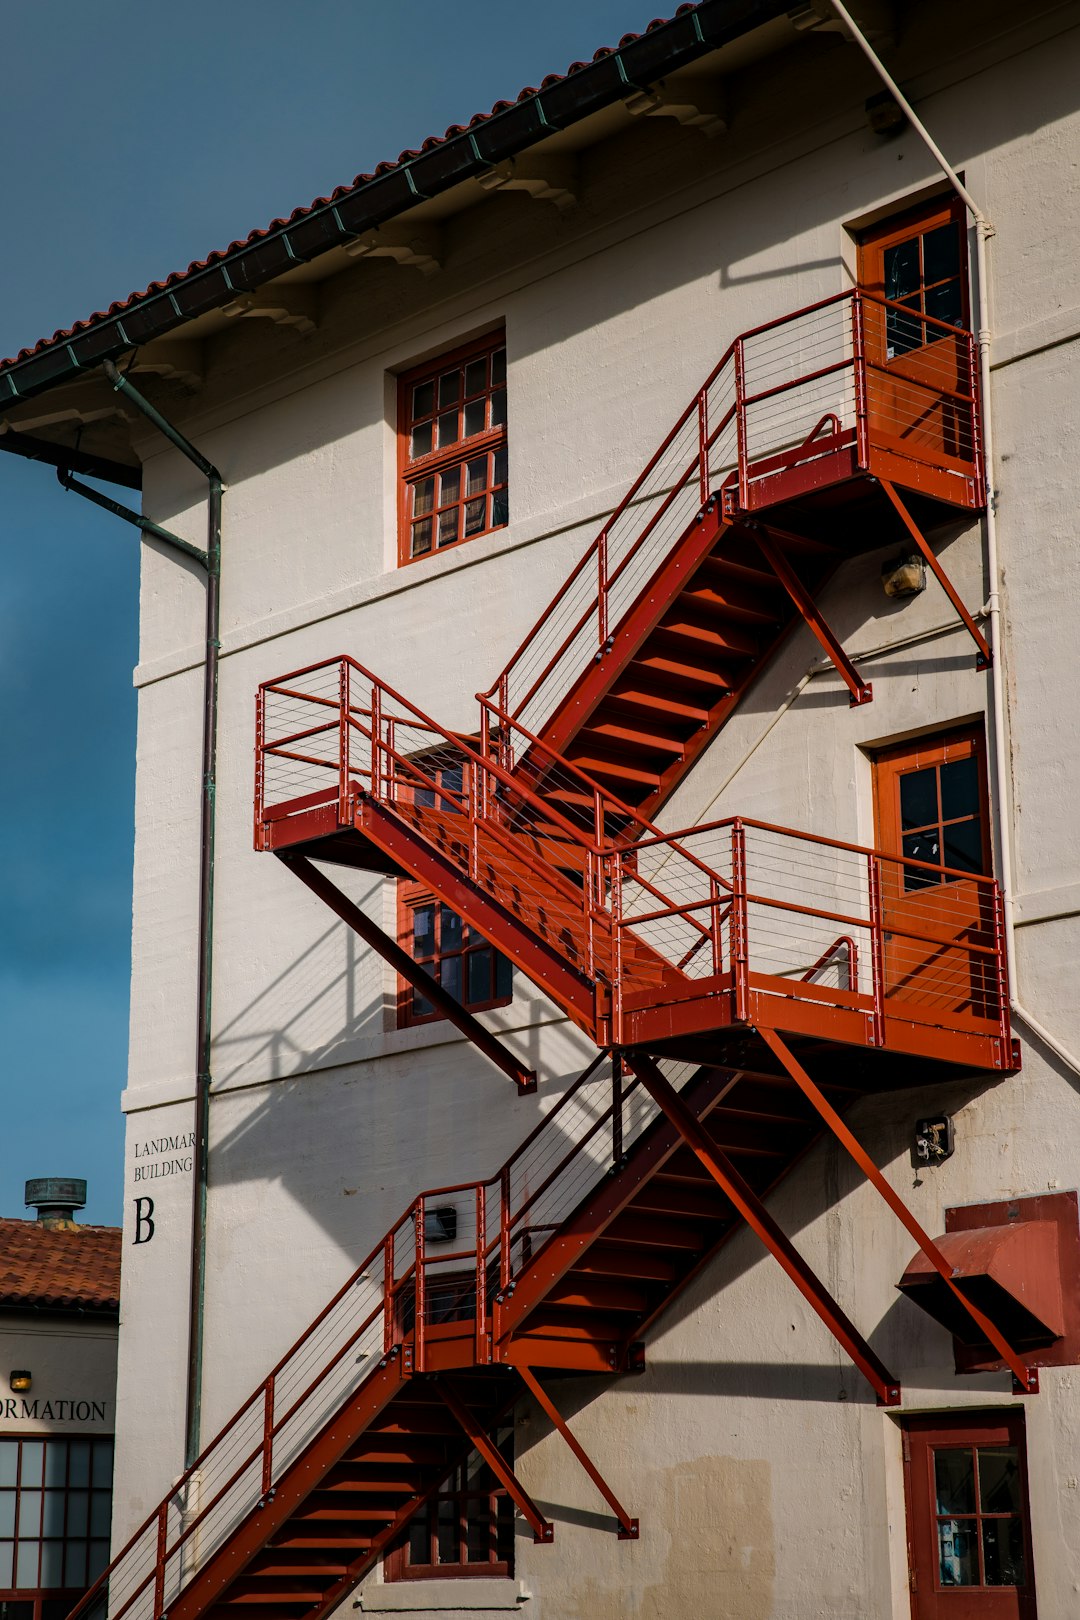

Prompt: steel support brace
[
  {"left": 756, "top": 1027, "right": 1038, "bottom": 1393},
  {"left": 279, "top": 853, "right": 537, "bottom": 1094},
  {"left": 517, "top": 1366, "right": 638, "bottom": 1539},
  {"left": 750, "top": 523, "right": 873, "bottom": 706},
  {"left": 626, "top": 1054, "right": 901, "bottom": 1405},
  {"left": 878, "top": 479, "right": 993, "bottom": 669},
  {"left": 437, "top": 1380, "right": 554, "bottom": 1543}
]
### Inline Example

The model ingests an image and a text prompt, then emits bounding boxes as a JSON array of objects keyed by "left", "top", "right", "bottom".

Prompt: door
[
  {"left": 858, "top": 197, "right": 973, "bottom": 472},
  {"left": 871, "top": 728, "right": 997, "bottom": 1020},
  {"left": 903, "top": 1410, "right": 1037, "bottom": 1618}
]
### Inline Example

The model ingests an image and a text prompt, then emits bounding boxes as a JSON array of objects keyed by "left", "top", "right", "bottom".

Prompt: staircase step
[
  {"left": 656, "top": 612, "right": 760, "bottom": 658},
  {"left": 602, "top": 1212, "right": 707, "bottom": 1251},
  {"left": 629, "top": 1179, "right": 735, "bottom": 1222},
  {"left": 606, "top": 686, "right": 710, "bottom": 725},
  {"left": 244, "top": 1560, "right": 350, "bottom": 1579},
  {"left": 630, "top": 652, "right": 731, "bottom": 691},
  {"left": 563, "top": 753, "right": 662, "bottom": 791},
  {"left": 271, "top": 1533, "right": 379, "bottom": 1552},
  {"left": 679, "top": 577, "right": 783, "bottom": 627},
  {"left": 543, "top": 1276, "right": 654, "bottom": 1314},
  {"left": 574, "top": 1246, "right": 681, "bottom": 1283},
  {"left": 578, "top": 720, "right": 686, "bottom": 758}
]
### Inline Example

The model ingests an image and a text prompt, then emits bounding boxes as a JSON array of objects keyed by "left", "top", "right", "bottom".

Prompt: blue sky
[{"left": 0, "top": 0, "right": 646, "bottom": 1225}]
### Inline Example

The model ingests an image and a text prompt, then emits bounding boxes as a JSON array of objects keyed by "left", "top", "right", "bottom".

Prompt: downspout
[
  {"left": 102, "top": 359, "right": 224, "bottom": 1464},
  {"left": 829, "top": 0, "right": 1080, "bottom": 1077}
]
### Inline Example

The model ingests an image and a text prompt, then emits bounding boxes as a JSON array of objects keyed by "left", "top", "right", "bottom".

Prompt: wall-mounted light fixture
[
  {"left": 424, "top": 1207, "right": 458, "bottom": 1245},
  {"left": 866, "top": 90, "right": 907, "bottom": 137},
  {"left": 882, "top": 553, "right": 926, "bottom": 599},
  {"left": 9, "top": 1371, "right": 32, "bottom": 1394}
]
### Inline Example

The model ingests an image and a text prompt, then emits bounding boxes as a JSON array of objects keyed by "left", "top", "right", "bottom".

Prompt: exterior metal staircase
[{"left": 73, "top": 288, "right": 1033, "bottom": 1620}]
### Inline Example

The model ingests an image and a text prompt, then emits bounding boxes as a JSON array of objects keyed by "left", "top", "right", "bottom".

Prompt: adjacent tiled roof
[
  {"left": 0, "top": 0, "right": 789, "bottom": 408},
  {"left": 0, "top": 1220, "right": 121, "bottom": 1315}
]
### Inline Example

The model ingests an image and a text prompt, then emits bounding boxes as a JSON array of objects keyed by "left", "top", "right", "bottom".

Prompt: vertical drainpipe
[
  {"left": 827, "top": 0, "right": 1080, "bottom": 1077},
  {"left": 103, "top": 360, "right": 222, "bottom": 1467}
]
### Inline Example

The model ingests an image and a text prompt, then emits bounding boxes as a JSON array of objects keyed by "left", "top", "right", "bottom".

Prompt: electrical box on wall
[{"left": 897, "top": 1190, "right": 1080, "bottom": 1374}]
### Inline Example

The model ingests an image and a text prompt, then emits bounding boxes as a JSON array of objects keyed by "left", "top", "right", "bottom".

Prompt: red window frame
[
  {"left": 858, "top": 195, "right": 970, "bottom": 359},
  {"left": 384, "top": 1429, "right": 515, "bottom": 1581},
  {"left": 903, "top": 1410, "right": 1037, "bottom": 1618},
  {"left": 0, "top": 1434, "right": 114, "bottom": 1620},
  {"left": 397, "top": 331, "right": 508, "bottom": 566},
  {"left": 872, "top": 725, "right": 991, "bottom": 890}
]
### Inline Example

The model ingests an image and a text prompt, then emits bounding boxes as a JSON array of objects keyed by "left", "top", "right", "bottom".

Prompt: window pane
[
  {"left": 19, "top": 1446, "right": 43, "bottom": 1489},
  {"left": 492, "top": 487, "right": 509, "bottom": 528},
  {"left": 440, "top": 955, "right": 463, "bottom": 1003},
  {"left": 411, "top": 476, "right": 434, "bottom": 519},
  {"left": 63, "top": 1540, "right": 88, "bottom": 1587},
  {"left": 490, "top": 388, "right": 507, "bottom": 428},
  {"left": 0, "top": 1542, "right": 12, "bottom": 1586},
  {"left": 41, "top": 1490, "right": 65, "bottom": 1536},
  {"left": 67, "top": 1492, "right": 88, "bottom": 1537},
  {"left": 493, "top": 446, "right": 508, "bottom": 488},
  {"left": 410, "top": 420, "right": 433, "bottom": 459},
  {"left": 91, "top": 1444, "right": 113, "bottom": 1489},
  {"left": 935, "top": 1449, "right": 976, "bottom": 1515},
  {"left": 409, "top": 1506, "right": 430, "bottom": 1564},
  {"left": 0, "top": 1493, "right": 14, "bottom": 1535},
  {"left": 18, "top": 1492, "right": 41, "bottom": 1537},
  {"left": 899, "top": 766, "right": 937, "bottom": 830},
  {"left": 463, "top": 398, "right": 486, "bottom": 437},
  {"left": 884, "top": 237, "right": 920, "bottom": 301},
  {"left": 88, "top": 1542, "right": 109, "bottom": 1583},
  {"left": 0, "top": 1445, "right": 17, "bottom": 1488},
  {"left": 979, "top": 1447, "right": 1022, "bottom": 1514},
  {"left": 495, "top": 953, "right": 513, "bottom": 1001},
  {"left": 441, "top": 907, "right": 462, "bottom": 953},
  {"left": 437, "top": 411, "right": 458, "bottom": 450},
  {"left": 938, "top": 1519, "right": 977, "bottom": 1586},
  {"left": 442, "top": 763, "right": 463, "bottom": 797},
  {"left": 466, "top": 1496, "right": 492, "bottom": 1562},
  {"left": 468, "top": 947, "right": 492, "bottom": 1003},
  {"left": 942, "top": 818, "right": 982, "bottom": 874},
  {"left": 412, "top": 905, "right": 435, "bottom": 958},
  {"left": 439, "top": 466, "right": 460, "bottom": 506},
  {"left": 903, "top": 829, "right": 941, "bottom": 875},
  {"left": 491, "top": 347, "right": 506, "bottom": 386},
  {"left": 412, "top": 986, "right": 434, "bottom": 1019},
  {"left": 412, "top": 381, "right": 434, "bottom": 420},
  {"left": 464, "top": 358, "right": 487, "bottom": 397},
  {"left": 438, "top": 508, "right": 459, "bottom": 547},
  {"left": 464, "top": 497, "right": 486, "bottom": 537},
  {"left": 43, "top": 1447, "right": 67, "bottom": 1489},
  {"left": 436, "top": 1499, "right": 457, "bottom": 1565},
  {"left": 466, "top": 456, "right": 487, "bottom": 497},
  {"left": 982, "top": 1515, "right": 1025, "bottom": 1587},
  {"left": 923, "top": 223, "right": 961, "bottom": 286},
  {"left": 438, "top": 370, "right": 460, "bottom": 407},
  {"left": 410, "top": 517, "right": 433, "bottom": 558},
  {"left": 15, "top": 1539, "right": 40, "bottom": 1588},
  {"left": 926, "top": 279, "right": 963, "bottom": 331},
  {"left": 40, "top": 1540, "right": 64, "bottom": 1588},
  {"left": 940, "top": 756, "right": 979, "bottom": 821}
]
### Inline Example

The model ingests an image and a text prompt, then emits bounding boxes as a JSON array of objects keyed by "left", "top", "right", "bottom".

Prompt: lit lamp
[{"left": 9, "top": 1371, "right": 32, "bottom": 1393}]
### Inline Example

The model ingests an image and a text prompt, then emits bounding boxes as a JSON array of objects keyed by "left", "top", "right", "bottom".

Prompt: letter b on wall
[{"left": 133, "top": 1197, "right": 155, "bottom": 1244}]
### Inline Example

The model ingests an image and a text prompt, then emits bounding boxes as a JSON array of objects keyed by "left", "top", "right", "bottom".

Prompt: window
[
  {"left": 859, "top": 196, "right": 968, "bottom": 359},
  {"left": 0, "top": 1437, "right": 113, "bottom": 1620},
  {"left": 398, "top": 332, "right": 508, "bottom": 564},
  {"left": 397, "top": 756, "right": 512, "bottom": 1026},
  {"left": 903, "top": 1411, "right": 1037, "bottom": 1617},
  {"left": 385, "top": 1429, "right": 515, "bottom": 1580},
  {"left": 872, "top": 726, "right": 990, "bottom": 893}
]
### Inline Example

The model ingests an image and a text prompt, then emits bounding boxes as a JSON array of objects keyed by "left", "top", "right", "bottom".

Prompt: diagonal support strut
[
  {"left": 626, "top": 1054, "right": 901, "bottom": 1406},
  {"left": 749, "top": 523, "right": 873, "bottom": 707},
  {"left": 278, "top": 853, "right": 537, "bottom": 1094},
  {"left": 517, "top": 1366, "right": 639, "bottom": 1538},
  {"left": 879, "top": 479, "right": 993, "bottom": 669},
  {"left": 437, "top": 1379, "right": 555, "bottom": 1543},
  {"left": 756, "top": 1027, "right": 1038, "bottom": 1393}
]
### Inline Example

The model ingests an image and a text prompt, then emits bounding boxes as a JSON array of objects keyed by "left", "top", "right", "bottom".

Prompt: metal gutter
[
  {"left": 0, "top": 0, "right": 789, "bottom": 410},
  {"left": 102, "top": 360, "right": 224, "bottom": 1467}
]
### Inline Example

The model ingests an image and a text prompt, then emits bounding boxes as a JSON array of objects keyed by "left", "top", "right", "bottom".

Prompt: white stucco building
[{"left": 4, "top": 1, "right": 1080, "bottom": 1614}]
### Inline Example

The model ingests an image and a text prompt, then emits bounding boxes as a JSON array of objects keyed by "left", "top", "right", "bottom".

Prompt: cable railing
[
  {"left": 69, "top": 1043, "right": 685, "bottom": 1620},
  {"left": 481, "top": 288, "right": 981, "bottom": 754}
]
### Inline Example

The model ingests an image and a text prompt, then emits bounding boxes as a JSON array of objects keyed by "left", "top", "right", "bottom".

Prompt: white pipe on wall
[{"left": 829, "top": 0, "right": 1080, "bottom": 1077}]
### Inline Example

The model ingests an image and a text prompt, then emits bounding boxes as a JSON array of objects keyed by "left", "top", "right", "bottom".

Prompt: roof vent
[{"left": 25, "top": 1179, "right": 87, "bottom": 1230}]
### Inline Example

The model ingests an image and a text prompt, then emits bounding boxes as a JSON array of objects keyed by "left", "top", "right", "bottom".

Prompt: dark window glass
[
  {"left": 0, "top": 1438, "right": 114, "bottom": 1620},
  {"left": 401, "top": 338, "right": 508, "bottom": 562},
  {"left": 899, "top": 767, "right": 937, "bottom": 830},
  {"left": 388, "top": 1430, "right": 514, "bottom": 1580}
]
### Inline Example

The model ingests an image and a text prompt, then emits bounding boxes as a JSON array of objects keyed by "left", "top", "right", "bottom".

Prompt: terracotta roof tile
[{"left": 0, "top": 1220, "right": 121, "bottom": 1314}]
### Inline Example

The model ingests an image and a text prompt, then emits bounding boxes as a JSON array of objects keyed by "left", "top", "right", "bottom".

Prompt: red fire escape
[{"left": 76, "top": 290, "right": 1033, "bottom": 1620}]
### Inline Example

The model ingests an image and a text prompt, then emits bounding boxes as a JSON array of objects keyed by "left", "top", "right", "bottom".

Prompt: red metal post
[
  {"left": 697, "top": 388, "right": 709, "bottom": 506},
  {"left": 499, "top": 1166, "right": 512, "bottom": 1296},
  {"left": 733, "top": 338, "right": 748, "bottom": 506},
  {"left": 414, "top": 1201, "right": 426, "bottom": 1373},
  {"left": 756, "top": 1028, "right": 1038, "bottom": 1394},
  {"left": 709, "top": 876, "right": 723, "bottom": 977},
  {"left": 867, "top": 854, "right": 886, "bottom": 1048},
  {"left": 597, "top": 529, "right": 609, "bottom": 653},
  {"left": 337, "top": 662, "right": 349, "bottom": 823},
  {"left": 260, "top": 1376, "right": 275, "bottom": 1498},
  {"left": 731, "top": 820, "right": 749, "bottom": 1022},
  {"left": 518, "top": 1366, "right": 639, "bottom": 1538},
  {"left": 992, "top": 885, "right": 1011, "bottom": 1057},
  {"left": 383, "top": 1230, "right": 395, "bottom": 1356},
  {"left": 627, "top": 1054, "right": 901, "bottom": 1405},
  {"left": 438, "top": 1381, "right": 554, "bottom": 1543},
  {"left": 153, "top": 1502, "right": 168, "bottom": 1619},
  {"left": 253, "top": 687, "right": 266, "bottom": 850},
  {"left": 610, "top": 856, "right": 625, "bottom": 1046},
  {"left": 475, "top": 1183, "right": 488, "bottom": 1364},
  {"left": 851, "top": 291, "right": 869, "bottom": 470},
  {"left": 611, "top": 1053, "right": 624, "bottom": 1167},
  {"left": 369, "top": 679, "right": 381, "bottom": 800}
]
